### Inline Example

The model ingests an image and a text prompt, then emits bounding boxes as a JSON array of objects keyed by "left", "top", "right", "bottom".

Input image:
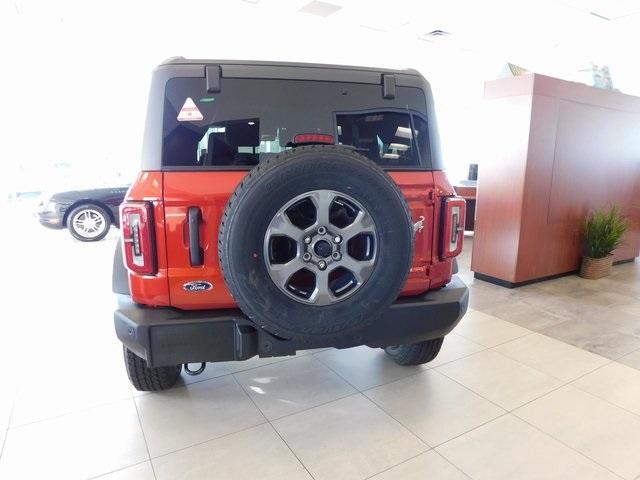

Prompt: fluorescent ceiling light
[
  {"left": 298, "top": 1, "right": 342, "bottom": 18},
  {"left": 395, "top": 126, "right": 412, "bottom": 139},
  {"left": 389, "top": 143, "right": 409, "bottom": 151}
]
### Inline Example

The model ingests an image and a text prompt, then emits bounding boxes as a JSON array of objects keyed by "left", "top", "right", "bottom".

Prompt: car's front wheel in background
[
  {"left": 67, "top": 204, "right": 111, "bottom": 241},
  {"left": 123, "top": 347, "right": 182, "bottom": 391},
  {"left": 384, "top": 337, "right": 444, "bottom": 365}
]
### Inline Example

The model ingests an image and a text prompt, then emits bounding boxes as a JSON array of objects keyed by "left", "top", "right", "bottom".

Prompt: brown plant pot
[{"left": 579, "top": 255, "right": 613, "bottom": 279}]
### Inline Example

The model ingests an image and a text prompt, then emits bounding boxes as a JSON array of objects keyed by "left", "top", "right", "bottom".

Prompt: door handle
[{"left": 187, "top": 207, "right": 203, "bottom": 266}]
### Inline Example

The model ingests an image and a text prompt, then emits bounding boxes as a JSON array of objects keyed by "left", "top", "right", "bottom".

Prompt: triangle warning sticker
[{"left": 177, "top": 97, "right": 204, "bottom": 122}]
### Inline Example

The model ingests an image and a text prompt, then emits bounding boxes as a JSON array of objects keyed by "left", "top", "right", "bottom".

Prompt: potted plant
[{"left": 580, "top": 205, "right": 629, "bottom": 279}]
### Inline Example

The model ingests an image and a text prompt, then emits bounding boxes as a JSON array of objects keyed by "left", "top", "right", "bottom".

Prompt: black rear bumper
[{"left": 114, "top": 276, "right": 468, "bottom": 367}]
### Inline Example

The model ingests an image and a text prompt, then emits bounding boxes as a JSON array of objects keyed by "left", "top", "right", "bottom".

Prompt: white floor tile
[
  {"left": 437, "top": 414, "right": 618, "bottom": 480},
  {"left": 573, "top": 362, "right": 640, "bottom": 416},
  {"left": 234, "top": 355, "right": 356, "bottom": 420},
  {"left": 10, "top": 344, "right": 133, "bottom": 426},
  {"left": 153, "top": 423, "right": 311, "bottom": 480},
  {"left": 0, "top": 392, "right": 13, "bottom": 431},
  {"left": 494, "top": 333, "right": 609, "bottom": 382},
  {"left": 94, "top": 461, "right": 155, "bottom": 480},
  {"left": 273, "top": 394, "right": 427, "bottom": 480},
  {"left": 0, "top": 399, "right": 147, "bottom": 480},
  {"left": 135, "top": 375, "right": 265, "bottom": 457},
  {"left": 370, "top": 450, "right": 469, "bottom": 479},
  {"left": 436, "top": 350, "right": 563, "bottom": 410},
  {"left": 452, "top": 310, "right": 531, "bottom": 347},
  {"left": 365, "top": 369, "right": 504, "bottom": 446},
  {"left": 314, "top": 346, "right": 427, "bottom": 390},
  {"left": 515, "top": 385, "right": 640, "bottom": 479}
]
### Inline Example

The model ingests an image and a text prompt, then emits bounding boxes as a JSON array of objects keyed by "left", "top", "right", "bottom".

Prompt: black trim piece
[
  {"left": 613, "top": 258, "right": 636, "bottom": 266},
  {"left": 222, "top": 65, "right": 381, "bottom": 84},
  {"left": 473, "top": 271, "right": 577, "bottom": 288},
  {"left": 382, "top": 74, "right": 396, "bottom": 99},
  {"left": 187, "top": 207, "right": 203, "bottom": 266},
  {"left": 474, "top": 259, "right": 638, "bottom": 288},
  {"left": 115, "top": 277, "right": 468, "bottom": 367},
  {"left": 162, "top": 57, "right": 422, "bottom": 77},
  {"left": 206, "top": 65, "right": 221, "bottom": 93}
]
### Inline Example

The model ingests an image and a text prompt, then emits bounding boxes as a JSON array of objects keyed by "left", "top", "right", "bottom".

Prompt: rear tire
[
  {"left": 123, "top": 346, "right": 182, "bottom": 391},
  {"left": 384, "top": 337, "right": 444, "bottom": 366}
]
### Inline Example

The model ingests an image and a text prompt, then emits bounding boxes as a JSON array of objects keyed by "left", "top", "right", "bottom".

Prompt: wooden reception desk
[{"left": 472, "top": 74, "right": 640, "bottom": 287}]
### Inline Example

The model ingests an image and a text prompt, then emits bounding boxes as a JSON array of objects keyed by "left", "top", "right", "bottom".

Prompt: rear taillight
[
  {"left": 441, "top": 197, "right": 466, "bottom": 258},
  {"left": 120, "top": 201, "right": 157, "bottom": 275}
]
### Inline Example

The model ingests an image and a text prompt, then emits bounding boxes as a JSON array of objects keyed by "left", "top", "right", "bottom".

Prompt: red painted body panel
[
  {"left": 125, "top": 172, "right": 170, "bottom": 306},
  {"left": 126, "top": 169, "right": 461, "bottom": 309}
]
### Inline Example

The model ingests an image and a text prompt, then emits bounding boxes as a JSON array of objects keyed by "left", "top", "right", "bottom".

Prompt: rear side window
[
  {"left": 162, "top": 77, "right": 428, "bottom": 169},
  {"left": 336, "top": 112, "right": 420, "bottom": 167}
]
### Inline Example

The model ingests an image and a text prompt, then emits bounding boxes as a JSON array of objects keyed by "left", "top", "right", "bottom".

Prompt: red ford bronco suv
[{"left": 113, "top": 58, "right": 468, "bottom": 391}]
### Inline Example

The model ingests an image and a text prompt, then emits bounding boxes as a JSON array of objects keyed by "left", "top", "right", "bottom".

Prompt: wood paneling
[{"left": 472, "top": 74, "right": 640, "bottom": 285}]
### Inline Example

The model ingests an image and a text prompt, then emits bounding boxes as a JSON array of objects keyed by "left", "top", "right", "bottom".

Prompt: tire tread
[
  {"left": 123, "top": 346, "right": 181, "bottom": 391},
  {"left": 385, "top": 337, "right": 444, "bottom": 366}
]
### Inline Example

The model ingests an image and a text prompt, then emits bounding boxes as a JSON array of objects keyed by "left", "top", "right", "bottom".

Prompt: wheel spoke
[
  {"left": 269, "top": 257, "right": 305, "bottom": 288},
  {"left": 310, "top": 269, "right": 335, "bottom": 305},
  {"left": 309, "top": 190, "right": 336, "bottom": 227},
  {"left": 338, "top": 210, "right": 375, "bottom": 241},
  {"left": 340, "top": 255, "right": 375, "bottom": 284},
  {"left": 268, "top": 212, "right": 303, "bottom": 240}
]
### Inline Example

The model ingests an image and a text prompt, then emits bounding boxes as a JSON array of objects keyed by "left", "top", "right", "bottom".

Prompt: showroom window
[{"left": 336, "top": 112, "right": 422, "bottom": 167}]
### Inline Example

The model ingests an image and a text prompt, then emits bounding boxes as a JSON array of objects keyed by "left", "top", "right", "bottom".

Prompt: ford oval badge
[{"left": 183, "top": 280, "right": 213, "bottom": 292}]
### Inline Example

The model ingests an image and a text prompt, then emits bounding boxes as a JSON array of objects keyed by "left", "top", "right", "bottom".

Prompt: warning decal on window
[{"left": 177, "top": 97, "right": 204, "bottom": 122}]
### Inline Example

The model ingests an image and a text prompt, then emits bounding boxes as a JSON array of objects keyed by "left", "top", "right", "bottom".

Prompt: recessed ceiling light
[
  {"left": 420, "top": 29, "right": 451, "bottom": 41},
  {"left": 298, "top": 1, "right": 342, "bottom": 18}
]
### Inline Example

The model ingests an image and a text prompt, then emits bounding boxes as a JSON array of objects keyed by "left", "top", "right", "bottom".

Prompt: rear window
[
  {"left": 336, "top": 112, "right": 430, "bottom": 167},
  {"left": 162, "top": 77, "right": 428, "bottom": 169}
]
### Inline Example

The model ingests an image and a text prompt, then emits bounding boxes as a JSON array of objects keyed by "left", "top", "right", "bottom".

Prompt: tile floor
[{"left": 1, "top": 219, "right": 640, "bottom": 479}]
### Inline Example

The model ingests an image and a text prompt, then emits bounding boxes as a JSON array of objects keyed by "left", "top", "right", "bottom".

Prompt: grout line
[
  {"left": 131, "top": 397, "right": 158, "bottom": 480},
  {"left": 88, "top": 459, "right": 152, "bottom": 480},
  {"left": 312, "top": 348, "right": 433, "bottom": 393},
  {"left": 359, "top": 393, "right": 431, "bottom": 450},
  {"left": 430, "top": 449, "right": 473, "bottom": 479},
  {"left": 0, "top": 396, "right": 16, "bottom": 461},
  {"left": 431, "top": 412, "right": 510, "bottom": 450},
  {"left": 148, "top": 421, "right": 269, "bottom": 463},
  {"left": 6, "top": 392, "right": 135, "bottom": 432},
  {"left": 229, "top": 374, "right": 317, "bottom": 480},
  {"left": 267, "top": 390, "right": 359, "bottom": 423},
  {"left": 513, "top": 413, "right": 627, "bottom": 480},
  {"left": 361, "top": 449, "right": 433, "bottom": 480}
]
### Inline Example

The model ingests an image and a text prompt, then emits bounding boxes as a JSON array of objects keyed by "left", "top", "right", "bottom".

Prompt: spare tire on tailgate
[{"left": 218, "top": 145, "right": 414, "bottom": 342}]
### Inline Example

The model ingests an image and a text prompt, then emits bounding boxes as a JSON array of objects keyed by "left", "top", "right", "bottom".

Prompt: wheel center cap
[{"left": 314, "top": 239, "right": 333, "bottom": 258}]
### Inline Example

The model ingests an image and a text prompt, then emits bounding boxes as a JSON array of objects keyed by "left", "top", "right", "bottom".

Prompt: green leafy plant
[{"left": 583, "top": 205, "right": 629, "bottom": 258}]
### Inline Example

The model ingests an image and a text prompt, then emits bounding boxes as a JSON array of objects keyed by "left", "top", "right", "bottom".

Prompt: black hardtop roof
[{"left": 160, "top": 56, "right": 423, "bottom": 78}]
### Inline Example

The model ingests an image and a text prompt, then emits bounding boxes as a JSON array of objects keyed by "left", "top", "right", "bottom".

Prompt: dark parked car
[{"left": 37, "top": 186, "right": 129, "bottom": 241}]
